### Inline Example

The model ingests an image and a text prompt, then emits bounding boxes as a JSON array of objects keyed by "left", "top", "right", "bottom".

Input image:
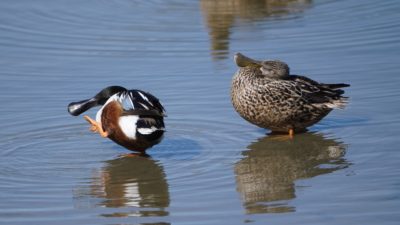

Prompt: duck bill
[
  {"left": 68, "top": 98, "right": 98, "bottom": 116},
  {"left": 234, "top": 52, "right": 262, "bottom": 68}
]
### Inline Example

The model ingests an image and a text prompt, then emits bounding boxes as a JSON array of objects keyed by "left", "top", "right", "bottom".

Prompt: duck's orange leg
[
  {"left": 269, "top": 129, "right": 294, "bottom": 141},
  {"left": 83, "top": 115, "right": 98, "bottom": 132},
  {"left": 118, "top": 152, "right": 148, "bottom": 158},
  {"left": 289, "top": 129, "right": 294, "bottom": 138},
  {"left": 83, "top": 115, "right": 109, "bottom": 138}
]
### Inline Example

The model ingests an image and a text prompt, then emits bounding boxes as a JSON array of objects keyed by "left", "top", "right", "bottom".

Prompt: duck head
[
  {"left": 234, "top": 52, "right": 290, "bottom": 79},
  {"left": 68, "top": 86, "right": 127, "bottom": 116}
]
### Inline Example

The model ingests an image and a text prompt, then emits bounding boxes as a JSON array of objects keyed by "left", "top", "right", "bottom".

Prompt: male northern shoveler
[
  {"left": 68, "top": 86, "right": 166, "bottom": 152},
  {"left": 231, "top": 53, "right": 349, "bottom": 137}
]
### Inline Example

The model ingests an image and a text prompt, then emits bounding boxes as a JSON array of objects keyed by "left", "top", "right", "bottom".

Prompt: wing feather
[
  {"left": 117, "top": 90, "right": 166, "bottom": 116},
  {"left": 289, "top": 75, "right": 348, "bottom": 104},
  {"left": 257, "top": 75, "right": 349, "bottom": 109}
]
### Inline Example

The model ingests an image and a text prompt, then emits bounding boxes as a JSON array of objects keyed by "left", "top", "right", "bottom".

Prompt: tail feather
[
  {"left": 323, "top": 83, "right": 350, "bottom": 89},
  {"left": 324, "top": 97, "right": 349, "bottom": 109}
]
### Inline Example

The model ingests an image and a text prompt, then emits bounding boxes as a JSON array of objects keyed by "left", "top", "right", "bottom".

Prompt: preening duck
[
  {"left": 68, "top": 86, "right": 166, "bottom": 152},
  {"left": 231, "top": 53, "right": 350, "bottom": 136}
]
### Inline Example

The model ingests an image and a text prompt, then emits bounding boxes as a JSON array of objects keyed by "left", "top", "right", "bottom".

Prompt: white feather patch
[
  {"left": 139, "top": 102, "right": 149, "bottom": 110},
  {"left": 96, "top": 94, "right": 120, "bottom": 123},
  {"left": 138, "top": 91, "right": 154, "bottom": 106},
  {"left": 95, "top": 107, "right": 103, "bottom": 123},
  {"left": 324, "top": 99, "right": 348, "bottom": 109},
  {"left": 137, "top": 127, "right": 163, "bottom": 135},
  {"left": 118, "top": 116, "right": 139, "bottom": 139}
]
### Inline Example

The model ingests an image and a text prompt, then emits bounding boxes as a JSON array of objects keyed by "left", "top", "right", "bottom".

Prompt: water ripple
[{"left": 0, "top": 0, "right": 206, "bottom": 58}]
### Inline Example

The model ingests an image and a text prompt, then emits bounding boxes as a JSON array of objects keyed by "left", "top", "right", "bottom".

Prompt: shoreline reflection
[
  {"left": 235, "top": 132, "right": 349, "bottom": 214},
  {"left": 200, "top": 0, "right": 312, "bottom": 60}
]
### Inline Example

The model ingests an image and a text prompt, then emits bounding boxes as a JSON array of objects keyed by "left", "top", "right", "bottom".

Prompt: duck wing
[
  {"left": 115, "top": 90, "right": 166, "bottom": 141},
  {"left": 288, "top": 75, "right": 350, "bottom": 108},
  {"left": 117, "top": 90, "right": 166, "bottom": 117}
]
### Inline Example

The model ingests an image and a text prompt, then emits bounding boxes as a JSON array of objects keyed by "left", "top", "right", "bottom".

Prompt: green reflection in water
[{"left": 235, "top": 132, "right": 349, "bottom": 214}]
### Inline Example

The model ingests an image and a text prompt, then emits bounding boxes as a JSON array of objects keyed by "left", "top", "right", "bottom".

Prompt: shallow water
[{"left": 1, "top": 0, "right": 400, "bottom": 224}]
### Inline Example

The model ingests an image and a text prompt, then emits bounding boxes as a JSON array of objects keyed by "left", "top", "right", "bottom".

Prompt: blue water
[{"left": 0, "top": 0, "right": 399, "bottom": 224}]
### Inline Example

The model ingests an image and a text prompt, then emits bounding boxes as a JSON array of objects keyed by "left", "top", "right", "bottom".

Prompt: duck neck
[
  {"left": 93, "top": 86, "right": 127, "bottom": 105},
  {"left": 68, "top": 86, "right": 127, "bottom": 116}
]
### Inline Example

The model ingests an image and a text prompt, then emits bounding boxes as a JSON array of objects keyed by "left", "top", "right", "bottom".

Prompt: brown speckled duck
[{"left": 231, "top": 53, "right": 349, "bottom": 136}]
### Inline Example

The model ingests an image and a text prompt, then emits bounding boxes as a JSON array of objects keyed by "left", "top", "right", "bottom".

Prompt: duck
[
  {"left": 68, "top": 86, "right": 166, "bottom": 153},
  {"left": 231, "top": 53, "right": 350, "bottom": 137}
]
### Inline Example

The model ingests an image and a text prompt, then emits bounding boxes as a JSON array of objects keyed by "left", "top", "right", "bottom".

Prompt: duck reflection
[
  {"left": 200, "top": 0, "right": 312, "bottom": 60},
  {"left": 89, "top": 156, "right": 169, "bottom": 217},
  {"left": 235, "top": 132, "right": 348, "bottom": 214}
]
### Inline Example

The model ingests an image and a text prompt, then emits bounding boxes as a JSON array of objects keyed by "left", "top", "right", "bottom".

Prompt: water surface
[{"left": 1, "top": 0, "right": 400, "bottom": 224}]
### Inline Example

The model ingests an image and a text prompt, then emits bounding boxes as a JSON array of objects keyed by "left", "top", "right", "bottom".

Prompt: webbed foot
[{"left": 83, "top": 115, "right": 109, "bottom": 138}]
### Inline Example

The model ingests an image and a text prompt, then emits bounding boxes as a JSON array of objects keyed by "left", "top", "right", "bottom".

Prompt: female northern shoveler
[
  {"left": 68, "top": 86, "right": 166, "bottom": 152},
  {"left": 231, "top": 53, "right": 350, "bottom": 136}
]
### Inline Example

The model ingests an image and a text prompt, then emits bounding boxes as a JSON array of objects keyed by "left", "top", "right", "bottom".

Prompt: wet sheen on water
[{"left": 1, "top": 0, "right": 400, "bottom": 225}]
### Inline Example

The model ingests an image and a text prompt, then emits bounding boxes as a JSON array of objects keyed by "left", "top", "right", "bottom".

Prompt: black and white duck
[{"left": 68, "top": 86, "right": 166, "bottom": 153}]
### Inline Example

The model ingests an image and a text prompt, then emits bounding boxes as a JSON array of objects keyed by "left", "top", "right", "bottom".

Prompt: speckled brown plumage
[{"left": 231, "top": 53, "right": 349, "bottom": 134}]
